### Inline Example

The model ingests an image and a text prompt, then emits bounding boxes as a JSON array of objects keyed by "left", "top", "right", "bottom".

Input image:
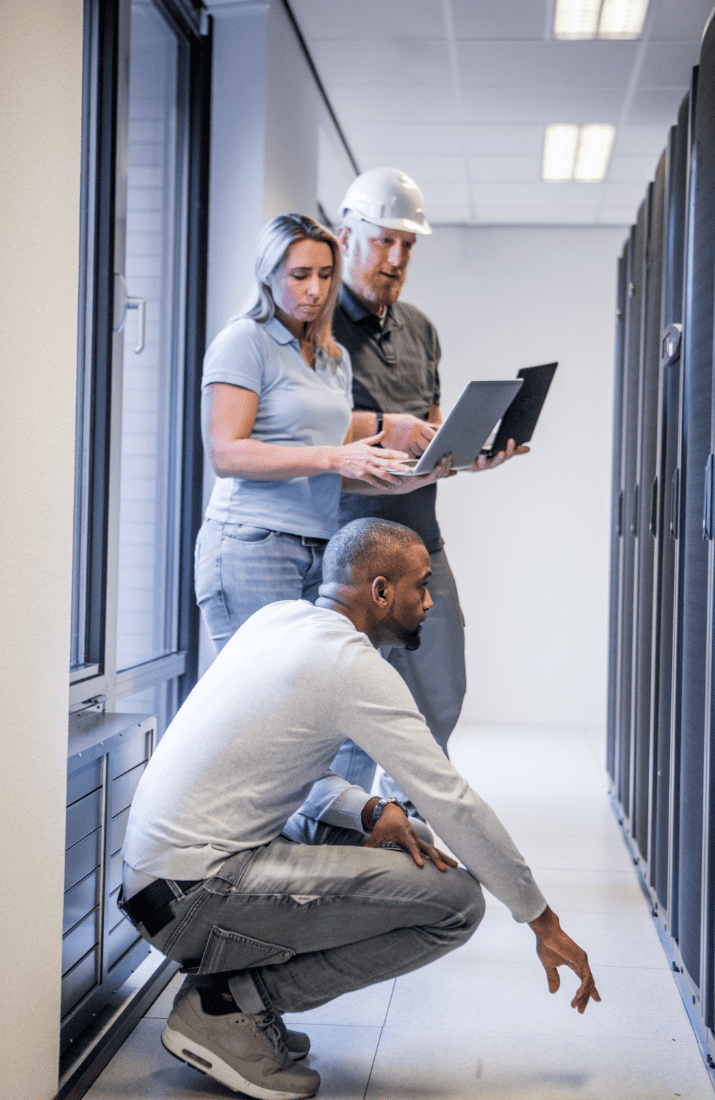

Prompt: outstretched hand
[
  {"left": 528, "top": 905, "right": 601, "bottom": 1013},
  {"left": 362, "top": 800, "right": 458, "bottom": 872},
  {"left": 470, "top": 438, "right": 530, "bottom": 472}
]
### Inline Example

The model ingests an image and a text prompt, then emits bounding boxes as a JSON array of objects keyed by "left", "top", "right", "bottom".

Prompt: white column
[{"left": 0, "top": 2, "right": 83, "bottom": 1098}]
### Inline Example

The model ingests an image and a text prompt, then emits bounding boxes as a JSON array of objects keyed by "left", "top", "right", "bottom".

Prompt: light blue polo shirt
[{"left": 203, "top": 316, "right": 353, "bottom": 539}]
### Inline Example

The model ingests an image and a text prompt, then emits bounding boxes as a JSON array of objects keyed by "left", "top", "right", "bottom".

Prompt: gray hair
[
  {"left": 240, "top": 213, "right": 343, "bottom": 362},
  {"left": 323, "top": 518, "right": 424, "bottom": 586}
]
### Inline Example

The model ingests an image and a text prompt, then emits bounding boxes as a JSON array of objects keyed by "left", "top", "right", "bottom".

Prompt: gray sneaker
[
  {"left": 275, "top": 1015, "right": 311, "bottom": 1061},
  {"left": 162, "top": 988, "right": 320, "bottom": 1099},
  {"left": 171, "top": 978, "right": 310, "bottom": 1061}
]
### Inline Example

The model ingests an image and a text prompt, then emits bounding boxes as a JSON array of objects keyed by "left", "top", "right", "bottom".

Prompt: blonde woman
[{"left": 195, "top": 213, "right": 448, "bottom": 652}]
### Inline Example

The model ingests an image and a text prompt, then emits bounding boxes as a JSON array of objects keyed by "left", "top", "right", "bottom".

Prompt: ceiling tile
[
  {"left": 650, "top": 0, "right": 715, "bottom": 41},
  {"left": 346, "top": 122, "right": 547, "bottom": 158},
  {"left": 450, "top": 0, "right": 546, "bottom": 39},
  {"left": 472, "top": 207, "right": 600, "bottom": 224},
  {"left": 597, "top": 207, "right": 639, "bottom": 226},
  {"left": 607, "top": 155, "right": 661, "bottom": 182},
  {"left": 419, "top": 179, "right": 471, "bottom": 205},
  {"left": 627, "top": 86, "right": 690, "bottom": 124},
  {"left": 614, "top": 124, "right": 672, "bottom": 155},
  {"left": 308, "top": 38, "right": 451, "bottom": 85},
  {"left": 357, "top": 154, "right": 469, "bottom": 183},
  {"left": 471, "top": 181, "right": 605, "bottom": 207},
  {"left": 600, "top": 182, "right": 650, "bottom": 207},
  {"left": 288, "top": 0, "right": 445, "bottom": 41},
  {"left": 638, "top": 39, "right": 701, "bottom": 85},
  {"left": 328, "top": 85, "right": 455, "bottom": 124},
  {"left": 456, "top": 41, "right": 637, "bottom": 86},
  {"left": 467, "top": 156, "right": 540, "bottom": 181},
  {"left": 460, "top": 84, "right": 625, "bottom": 124},
  {"left": 420, "top": 202, "right": 472, "bottom": 222}
]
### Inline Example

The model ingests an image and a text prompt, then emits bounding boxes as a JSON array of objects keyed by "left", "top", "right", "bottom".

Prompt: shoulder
[
  {"left": 202, "top": 319, "right": 274, "bottom": 387},
  {"left": 205, "top": 317, "right": 270, "bottom": 362},
  {"left": 392, "top": 300, "right": 438, "bottom": 338}
]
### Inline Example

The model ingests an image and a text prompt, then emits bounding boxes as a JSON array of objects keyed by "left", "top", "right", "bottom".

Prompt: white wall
[
  {"left": 403, "top": 225, "right": 627, "bottom": 730},
  {"left": 0, "top": 2, "right": 83, "bottom": 1098}
]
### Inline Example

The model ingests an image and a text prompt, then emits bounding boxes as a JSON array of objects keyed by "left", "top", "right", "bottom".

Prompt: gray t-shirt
[
  {"left": 122, "top": 600, "right": 547, "bottom": 924},
  {"left": 333, "top": 284, "right": 443, "bottom": 552},
  {"left": 203, "top": 316, "right": 353, "bottom": 539}
]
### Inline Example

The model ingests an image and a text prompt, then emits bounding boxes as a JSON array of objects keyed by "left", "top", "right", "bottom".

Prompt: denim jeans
[
  {"left": 195, "top": 517, "right": 326, "bottom": 653},
  {"left": 132, "top": 824, "right": 485, "bottom": 1016},
  {"left": 330, "top": 547, "right": 467, "bottom": 798}
]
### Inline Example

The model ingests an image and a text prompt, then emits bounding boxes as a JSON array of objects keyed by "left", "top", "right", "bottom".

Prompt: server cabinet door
[
  {"left": 608, "top": 251, "right": 628, "bottom": 785},
  {"left": 617, "top": 205, "right": 648, "bottom": 824},
  {"left": 674, "top": 61, "right": 713, "bottom": 1007},
  {"left": 632, "top": 166, "right": 665, "bottom": 867}
]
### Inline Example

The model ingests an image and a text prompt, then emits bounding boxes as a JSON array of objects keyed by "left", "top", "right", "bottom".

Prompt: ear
[
  {"left": 336, "top": 226, "right": 350, "bottom": 254},
  {"left": 371, "top": 575, "right": 391, "bottom": 607}
]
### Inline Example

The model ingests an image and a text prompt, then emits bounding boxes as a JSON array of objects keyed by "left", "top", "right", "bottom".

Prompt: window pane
[{"left": 115, "top": 1, "right": 187, "bottom": 671}]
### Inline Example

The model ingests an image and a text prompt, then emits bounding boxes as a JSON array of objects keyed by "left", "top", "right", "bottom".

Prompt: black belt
[{"left": 120, "top": 878, "right": 202, "bottom": 937}]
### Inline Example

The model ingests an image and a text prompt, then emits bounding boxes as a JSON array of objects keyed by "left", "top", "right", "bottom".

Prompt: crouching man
[{"left": 120, "top": 517, "right": 600, "bottom": 1100}]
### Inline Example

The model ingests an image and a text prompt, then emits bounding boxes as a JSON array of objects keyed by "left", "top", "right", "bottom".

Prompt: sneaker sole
[{"left": 161, "top": 1024, "right": 318, "bottom": 1100}]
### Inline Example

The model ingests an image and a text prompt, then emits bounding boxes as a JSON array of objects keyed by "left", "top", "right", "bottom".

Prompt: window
[{"left": 70, "top": 0, "right": 209, "bottom": 735}]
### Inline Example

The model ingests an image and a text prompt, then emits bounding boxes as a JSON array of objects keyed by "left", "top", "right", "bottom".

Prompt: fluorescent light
[
  {"left": 543, "top": 125, "right": 579, "bottom": 180},
  {"left": 554, "top": 0, "right": 600, "bottom": 39},
  {"left": 573, "top": 124, "right": 616, "bottom": 180},
  {"left": 542, "top": 124, "right": 616, "bottom": 181},
  {"left": 598, "top": 0, "right": 649, "bottom": 39},
  {"left": 553, "top": 0, "right": 649, "bottom": 39}
]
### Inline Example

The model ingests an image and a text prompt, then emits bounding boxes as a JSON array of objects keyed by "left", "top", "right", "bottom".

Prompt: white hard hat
[{"left": 339, "top": 167, "right": 432, "bottom": 235}]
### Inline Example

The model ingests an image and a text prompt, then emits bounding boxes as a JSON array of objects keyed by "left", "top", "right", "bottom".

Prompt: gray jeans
[{"left": 137, "top": 822, "right": 485, "bottom": 1016}]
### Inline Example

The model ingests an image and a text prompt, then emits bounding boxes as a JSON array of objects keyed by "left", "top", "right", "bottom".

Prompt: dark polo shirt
[{"left": 334, "top": 283, "right": 443, "bottom": 552}]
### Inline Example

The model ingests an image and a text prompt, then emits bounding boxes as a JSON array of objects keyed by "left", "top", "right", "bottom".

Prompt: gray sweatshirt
[{"left": 122, "top": 601, "right": 547, "bottom": 923}]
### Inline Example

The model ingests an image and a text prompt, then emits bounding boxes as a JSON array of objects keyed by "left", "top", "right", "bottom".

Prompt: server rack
[{"left": 608, "top": 6, "right": 715, "bottom": 1058}]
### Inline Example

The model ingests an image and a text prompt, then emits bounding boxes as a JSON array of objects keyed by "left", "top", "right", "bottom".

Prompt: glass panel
[
  {"left": 114, "top": 678, "right": 177, "bottom": 742},
  {"left": 70, "top": 0, "right": 99, "bottom": 671},
  {"left": 115, "top": 0, "right": 187, "bottom": 671}
]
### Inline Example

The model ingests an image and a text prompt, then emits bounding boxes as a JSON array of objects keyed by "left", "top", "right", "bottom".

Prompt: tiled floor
[{"left": 84, "top": 725, "right": 715, "bottom": 1099}]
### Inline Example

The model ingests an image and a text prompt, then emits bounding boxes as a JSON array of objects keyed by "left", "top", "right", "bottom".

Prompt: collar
[
  {"left": 338, "top": 283, "right": 404, "bottom": 334},
  {"left": 264, "top": 315, "right": 298, "bottom": 346}
]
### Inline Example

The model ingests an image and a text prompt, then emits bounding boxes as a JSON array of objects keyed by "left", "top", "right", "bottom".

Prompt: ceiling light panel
[
  {"left": 554, "top": 0, "right": 601, "bottom": 39},
  {"left": 553, "top": 0, "right": 649, "bottom": 39},
  {"left": 542, "top": 124, "right": 579, "bottom": 179},
  {"left": 598, "top": 0, "right": 649, "bottom": 38},
  {"left": 573, "top": 124, "right": 616, "bottom": 179}
]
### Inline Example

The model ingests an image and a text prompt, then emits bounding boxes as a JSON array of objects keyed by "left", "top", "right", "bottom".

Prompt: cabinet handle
[
  {"left": 703, "top": 455, "right": 714, "bottom": 541},
  {"left": 670, "top": 468, "right": 679, "bottom": 540},
  {"left": 650, "top": 475, "right": 658, "bottom": 539}
]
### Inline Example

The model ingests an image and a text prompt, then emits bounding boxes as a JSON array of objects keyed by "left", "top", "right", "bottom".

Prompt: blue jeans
[
  {"left": 195, "top": 517, "right": 326, "bottom": 653},
  {"left": 129, "top": 824, "right": 484, "bottom": 1016},
  {"left": 331, "top": 547, "right": 467, "bottom": 798}
]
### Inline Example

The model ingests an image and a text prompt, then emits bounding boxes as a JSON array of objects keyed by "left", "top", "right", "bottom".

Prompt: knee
[{"left": 446, "top": 870, "right": 486, "bottom": 943}]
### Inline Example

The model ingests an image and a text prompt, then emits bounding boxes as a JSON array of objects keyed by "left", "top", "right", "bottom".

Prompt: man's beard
[{"left": 384, "top": 614, "right": 422, "bottom": 651}]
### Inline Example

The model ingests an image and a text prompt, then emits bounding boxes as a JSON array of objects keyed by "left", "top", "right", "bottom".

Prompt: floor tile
[
  {"left": 366, "top": 1029, "right": 715, "bottom": 1099},
  {"left": 387, "top": 954, "right": 696, "bottom": 1041},
  {"left": 282, "top": 979, "right": 395, "bottom": 1027},
  {"left": 83, "top": 1017, "right": 381, "bottom": 1100}
]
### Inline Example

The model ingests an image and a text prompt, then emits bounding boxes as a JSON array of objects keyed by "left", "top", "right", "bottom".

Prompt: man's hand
[
  {"left": 528, "top": 905, "right": 601, "bottom": 1014},
  {"left": 470, "top": 438, "right": 530, "bottom": 472},
  {"left": 381, "top": 413, "right": 437, "bottom": 457},
  {"left": 361, "top": 799, "right": 458, "bottom": 871}
]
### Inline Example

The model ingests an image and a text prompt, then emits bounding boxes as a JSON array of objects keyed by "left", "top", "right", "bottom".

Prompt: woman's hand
[{"left": 332, "top": 432, "right": 411, "bottom": 486}]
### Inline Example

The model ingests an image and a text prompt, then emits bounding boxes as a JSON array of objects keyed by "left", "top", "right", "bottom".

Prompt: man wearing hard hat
[{"left": 332, "top": 167, "right": 520, "bottom": 803}]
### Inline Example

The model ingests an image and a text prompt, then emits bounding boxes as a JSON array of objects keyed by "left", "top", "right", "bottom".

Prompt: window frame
[{"left": 70, "top": 0, "right": 210, "bottom": 722}]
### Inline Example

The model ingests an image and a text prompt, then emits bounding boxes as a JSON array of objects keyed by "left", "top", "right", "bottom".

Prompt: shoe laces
[{"left": 255, "top": 1010, "right": 285, "bottom": 1060}]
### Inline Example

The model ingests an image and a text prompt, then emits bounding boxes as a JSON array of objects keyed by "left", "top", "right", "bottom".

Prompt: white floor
[{"left": 84, "top": 725, "right": 715, "bottom": 1100}]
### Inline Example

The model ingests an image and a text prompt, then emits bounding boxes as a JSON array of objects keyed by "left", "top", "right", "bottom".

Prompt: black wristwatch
[
  {"left": 371, "top": 797, "right": 408, "bottom": 825},
  {"left": 375, "top": 410, "right": 384, "bottom": 434}
]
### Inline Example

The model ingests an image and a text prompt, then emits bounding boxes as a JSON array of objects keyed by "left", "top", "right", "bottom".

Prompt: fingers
[
  {"left": 422, "top": 844, "right": 459, "bottom": 872},
  {"left": 571, "top": 974, "right": 601, "bottom": 1014}
]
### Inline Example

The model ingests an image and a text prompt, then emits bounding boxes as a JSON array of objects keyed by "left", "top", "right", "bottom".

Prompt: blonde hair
[{"left": 242, "top": 214, "right": 343, "bottom": 363}]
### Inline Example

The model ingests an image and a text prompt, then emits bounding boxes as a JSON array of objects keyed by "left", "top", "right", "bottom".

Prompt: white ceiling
[{"left": 290, "top": 0, "right": 715, "bottom": 225}]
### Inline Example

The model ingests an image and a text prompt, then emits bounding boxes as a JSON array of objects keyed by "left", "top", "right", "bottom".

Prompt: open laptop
[
  {"left": 389, "top": 379, "right": 523, "bottom": 476},
  {"left": 482, "top": 362, "right": 558, "bottom": 458}
]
